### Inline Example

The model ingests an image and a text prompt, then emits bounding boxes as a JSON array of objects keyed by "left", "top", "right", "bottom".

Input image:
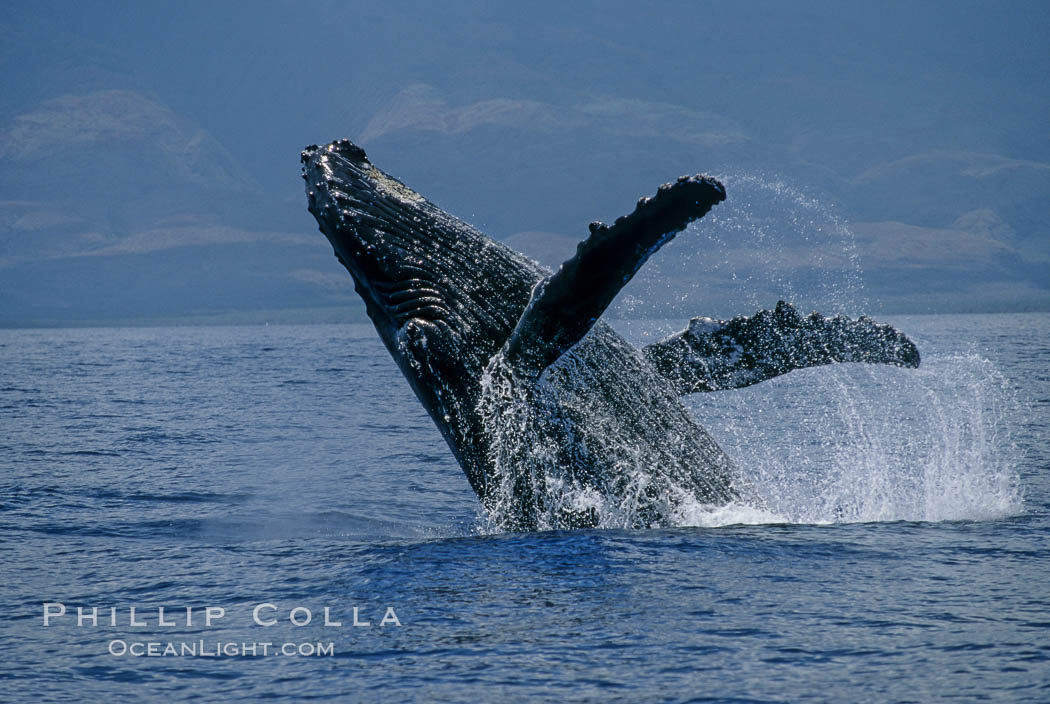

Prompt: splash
[
  {"left": 475, "top": 173, "right": 1023, "bottom": 531},
  {"left": 619, "top": 172, "right": 867, "bottom": 320},
  {"left": 689, "top": 352, "right": 1024, "bottom": 525},
  {"left": 662, "top": 173, "right": 1022, "bottom": 524}
]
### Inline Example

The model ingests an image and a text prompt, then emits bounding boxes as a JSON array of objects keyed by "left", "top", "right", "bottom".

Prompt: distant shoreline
[{"left": 3, "top": 307, "right": 1049, "bottom": 331}]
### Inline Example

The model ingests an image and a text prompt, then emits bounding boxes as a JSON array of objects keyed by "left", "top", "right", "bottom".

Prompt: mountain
[
  {"left": 0, "top": 2, "right": 1047, "bottom": 325},
  {"left": 0, "top": 89, "right": 356, "bottom": 326},
  {"left": 363, "top": 82, "right": 1048, "bottom": 317}
]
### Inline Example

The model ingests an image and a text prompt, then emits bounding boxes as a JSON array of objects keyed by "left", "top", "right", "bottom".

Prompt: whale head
[{"left": 301, "top": 140, "right": 543, "bottom": 493}]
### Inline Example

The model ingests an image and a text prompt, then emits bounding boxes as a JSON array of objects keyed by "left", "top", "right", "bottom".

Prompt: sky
[{"left": 1, "top": 1, "right": 1048, "bottom": 325}]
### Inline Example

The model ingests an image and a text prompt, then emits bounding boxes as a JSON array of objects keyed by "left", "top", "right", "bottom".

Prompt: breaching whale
[{"left": 302, "top": 139, "right": 919, "bottom": 530}]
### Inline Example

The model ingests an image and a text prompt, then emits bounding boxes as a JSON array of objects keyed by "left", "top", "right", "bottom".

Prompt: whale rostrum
[{"left": 302, "top": 139, "right": 920, "bottom": 530}]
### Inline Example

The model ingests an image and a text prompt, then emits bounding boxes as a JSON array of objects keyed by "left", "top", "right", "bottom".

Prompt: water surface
[{"left": 1, "top": 314, "right": 1047, "bottom": 701}]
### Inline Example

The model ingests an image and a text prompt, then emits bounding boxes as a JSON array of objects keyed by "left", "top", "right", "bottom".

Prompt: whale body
[{"left": 301, "top": 139, "right": 919, "bottom": 530}]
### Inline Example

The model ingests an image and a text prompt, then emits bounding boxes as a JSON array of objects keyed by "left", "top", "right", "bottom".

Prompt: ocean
[{"left": 1, "top": 313, "right": 1047, "bottom": 702}]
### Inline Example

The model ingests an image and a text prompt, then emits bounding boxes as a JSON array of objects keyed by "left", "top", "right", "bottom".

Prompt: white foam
[
  {"left": 672, "top": 501, "right": 789, "bottom": 528},
  {"left": 698, "top": 353, "right": 1024, "bottom": 526}
]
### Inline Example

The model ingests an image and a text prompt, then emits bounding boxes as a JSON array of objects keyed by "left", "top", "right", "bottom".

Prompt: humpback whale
[{"left": 302, "top": 139, "right": 919, "bottom": 530}]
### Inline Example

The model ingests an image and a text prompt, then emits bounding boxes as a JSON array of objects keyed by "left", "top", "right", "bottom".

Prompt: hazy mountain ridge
[
  {"left": 0, "top": 2, "right": 1046, "bottom": 325},
  {"left": 363, "top": 104, "right": 1048, "bottom": 312},
  {"left": 0, "top": 88, "right": 343, "bottom": 325},
  {"left": 361, "top": 84, "right": 747, "bottom": 147}
]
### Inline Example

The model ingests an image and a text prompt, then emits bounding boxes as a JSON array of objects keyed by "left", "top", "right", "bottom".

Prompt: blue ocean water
[{"left": 1, "top": 313, "right": 1047, "bottom": 702}]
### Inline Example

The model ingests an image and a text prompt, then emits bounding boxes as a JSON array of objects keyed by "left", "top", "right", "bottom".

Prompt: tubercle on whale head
[{"left": 300, "top": 138, "right": 367, "bottom": 167}]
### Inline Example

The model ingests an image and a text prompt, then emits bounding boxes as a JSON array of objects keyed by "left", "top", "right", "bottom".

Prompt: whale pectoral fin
[
  {"left": 642, "top": 301, "right": 921, "bottom": 394},
  {"left": 502, "top": 175, "right": 727, "bottom": 377}
]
